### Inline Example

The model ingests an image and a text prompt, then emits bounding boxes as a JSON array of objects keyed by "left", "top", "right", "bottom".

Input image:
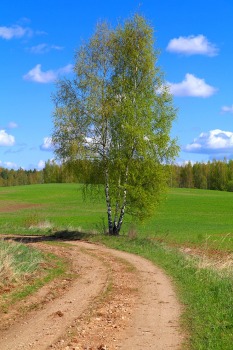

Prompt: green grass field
[
  {"left": 1, "top": 184, "right": 233, "bottom": 250},
  {"left": 141, "top": 187, "right": 233, "bottom": 250},
  {"left": 0, "top": 183, "right": 105, "bottom": 234}
]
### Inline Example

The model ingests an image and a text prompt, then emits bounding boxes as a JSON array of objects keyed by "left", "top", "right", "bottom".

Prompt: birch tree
[{"left": 52, "top": 15, "right": 178, "bottom": 235}]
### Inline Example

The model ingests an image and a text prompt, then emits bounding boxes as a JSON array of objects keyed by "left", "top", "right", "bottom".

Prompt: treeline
[
  {"left": 1, "top": 159, "right": 233, "bottom": 192},
  {"left": 170, "top": 160, "right": 233, "bottom": 191},
  {"left": 0, "top": 160, "right": 102, "bottom": 187},
  {"left": 0, "top": 168, "right": 43, "bottom": 186}
]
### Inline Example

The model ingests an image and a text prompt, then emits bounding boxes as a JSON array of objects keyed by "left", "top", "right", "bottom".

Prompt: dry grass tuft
[
  {"left": 180, "top": 246, "right": 233, "bottom": 277},
  {"left": 29, "top": 220, "right": 53, "bottom": 230},
  {"left": 0, "top": 249, "right": 14, "bottom": 285},
  {"left": 127, "top": 225, "right": 138, "bottom": 239},
  {"left": 0, "top": 240, "right": 43, "bottom": 290}
]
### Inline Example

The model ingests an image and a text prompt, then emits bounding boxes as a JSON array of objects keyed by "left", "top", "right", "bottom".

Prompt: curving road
[{"left": 0, "top": 240, "right": 183, "bottom": 349}]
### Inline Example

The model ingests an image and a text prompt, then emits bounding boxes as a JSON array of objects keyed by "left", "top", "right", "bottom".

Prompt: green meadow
[
  {"left": 0, "top": 184, "right": 105, "bottom": 234},
  {"left": 141, "top": 187, "right": 233, "bottom": 250},
  {"left": 1, "top": 184, "right": 233, "bottom": 250}
]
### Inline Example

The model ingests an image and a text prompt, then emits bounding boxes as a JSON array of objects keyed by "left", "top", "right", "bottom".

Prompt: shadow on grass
[{"left": 1, "top": 230, "right": 94, "bottom": 244}]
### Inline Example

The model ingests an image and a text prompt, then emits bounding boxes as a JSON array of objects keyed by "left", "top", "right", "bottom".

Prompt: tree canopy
[{"left": 52, "top": 14, "right": 179, "bottom": 235}]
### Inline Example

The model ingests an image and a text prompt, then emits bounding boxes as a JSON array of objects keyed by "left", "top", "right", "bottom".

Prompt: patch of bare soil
[
  {"left": 0, "top": 203, "right": 41, "bottom": 213},
  {"left": 0, "top": 240, "right": 183, "bottom": 349}
]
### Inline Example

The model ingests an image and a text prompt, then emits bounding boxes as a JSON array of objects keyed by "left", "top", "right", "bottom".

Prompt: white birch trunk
[
  {"left": 116, "top": 165, "right": 129, "bottom": 234},
  {"left": 104, "top": 165, "right": 113, "bottom": 234}
]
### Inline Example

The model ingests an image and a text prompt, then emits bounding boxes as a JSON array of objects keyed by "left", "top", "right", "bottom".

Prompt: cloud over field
[
  {"left": 221, "top": 105, "right": 233, "bottom": 114},
  {"left": 29, "top": 43, "right": 63, "bottom": 54},
  {"left": 168, "top": 73, "right": 217, "bottom": 97},
  {"left": 166, "top": 34, "right": 218, "bottom": 56},
  {"left": 0, "top": 24, "right": 32, "bottom": 39},
  {"left": 40, "top": 137, "right": 54, "bottom": 151},
  {"left": 184, "top": 129, "right": 233, "bottom": 154},
  {"left": 23, "top": 63, "right": 73, "bottom": 83},
  {"left": 0, "top": 130, "right": 15, "bottom": 146},
  {"left": 37, "top": 160, "right": 45, "bottom": 169},
  {"left": 0, "top": 160, "right": 18, "bottom": 169}
]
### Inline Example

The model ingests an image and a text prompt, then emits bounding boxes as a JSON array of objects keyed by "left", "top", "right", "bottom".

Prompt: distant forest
[{"left": 1, "top": 159, "right": 233, "bottom": 192}]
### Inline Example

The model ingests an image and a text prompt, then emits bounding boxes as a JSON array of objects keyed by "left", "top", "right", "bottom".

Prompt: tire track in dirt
[
  {"left": 0, "top": 244, "right": 108, "bottom": 350},
  {"left": 0, "top": 240, "right": 184, "bottom": 349},
  {"left": 74, "top": 242, "right": 183, "bottom": 350}
]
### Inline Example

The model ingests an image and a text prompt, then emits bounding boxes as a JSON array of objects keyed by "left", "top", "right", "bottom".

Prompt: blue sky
[{"left": 1, "top": 0, "right": 233, "bottom": 170}]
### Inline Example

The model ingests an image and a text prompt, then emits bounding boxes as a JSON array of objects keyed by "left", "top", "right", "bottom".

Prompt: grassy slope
[
  {"left": 139, "top": 188, "right": 233, "bottom": 249},
  {"left": 1, "top": 184, "right": 233, "bottom": 250},
  {"left": 0, "top": 184, "right": 105, "bottom": 234}
]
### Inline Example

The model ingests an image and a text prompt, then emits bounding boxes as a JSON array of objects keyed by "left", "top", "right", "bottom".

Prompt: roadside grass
[
  {"left": 0, "top": 240, "right": 43, "bottom": 289},
  {"left": 0, "top": 240, "right": 69, "bottom": 313}
]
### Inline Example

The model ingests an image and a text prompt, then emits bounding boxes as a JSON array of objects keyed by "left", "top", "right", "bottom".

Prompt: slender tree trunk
[
  {"left": 104, "top": 166, "right": 113, "bottom": 234},
  {"left": 116, "top": 185, "right": 127, "bottom": 234},
  {"left": 114, "top": 165, "right": 129, "bottom": 235},
  {"left": 112, "top": 176, "right": 121, "bottom": 234}
]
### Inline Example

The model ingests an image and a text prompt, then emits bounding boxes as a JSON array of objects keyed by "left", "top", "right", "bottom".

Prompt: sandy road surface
[{"left": 0, "top": 240, "right": 183, "bottom": 349}]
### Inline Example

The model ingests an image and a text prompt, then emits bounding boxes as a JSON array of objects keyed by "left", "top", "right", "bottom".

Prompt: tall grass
[
  {"left": 0, "top": 240, "right": 70, "bottom": 314},
  {"left": 0, "top": 240, "right": 43, "bottom": 289}
]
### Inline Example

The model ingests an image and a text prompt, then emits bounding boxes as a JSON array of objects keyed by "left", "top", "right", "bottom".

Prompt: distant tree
[
  {"left": 180, "top": 162, "right": 194, "bottom": 188},
  {"left": 16, "top": 168, "right": 28, "bottom": 185},
  {"left": 193, "top": 162, "right": 207, "bottom": 189},
  {"left": 43, "top": 160, "right": 61, "bottom": 183},
  {"left": 208, "top": 160, "right": 228, "bottom": 191},
  {"left": 227, "top": 180, "right": 233, "bottom": 192},
  {"left": 52, "top": 15, "right": 178, "bottom": 235}
]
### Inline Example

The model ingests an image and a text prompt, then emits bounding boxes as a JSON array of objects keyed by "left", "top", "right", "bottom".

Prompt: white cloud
[
  {"left": 0, "top": 160, "right": 18, "bottom": 169},
  {"left": 168, "top": 73, "right": 217, "bottom": 97},
  {"left": 4, "top": 161, "right": 18, "bottom": 169},
  {"left": 40, "top": 137, "right": 54, "bottom": 151},
  {"left": 0, "top": 24, "right": 32, "bottom": 39},
  {"left": 59, "top": 64, "right": 73, "bottom": 75},
  {"left": 221, "top": 105, "right": 233, "bottom": 113},
  {"left": 23, "top": 63, "right": 73, "bottom": 83},
  {"left": 37, "top": 160, "right": 45, "bottom": 169},
  {"left": 0, "top": 130, "right": 15, "bottom": 146},
  {"left": 184, "top": 129, "right": 233, "bottom": 154},
  {"left": 166, "top": 35, "right": 218, "bottom": 56},
  {"left": 29, "top": 43, "right": 64, "bottom": 54},
  {"left": 23, "top": 64, "right": 56, "bottom": 83}
]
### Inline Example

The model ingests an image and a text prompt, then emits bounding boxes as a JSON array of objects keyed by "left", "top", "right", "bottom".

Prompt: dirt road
[{"left": 0, "top": 240, "right": 183, "bottom": 349}]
